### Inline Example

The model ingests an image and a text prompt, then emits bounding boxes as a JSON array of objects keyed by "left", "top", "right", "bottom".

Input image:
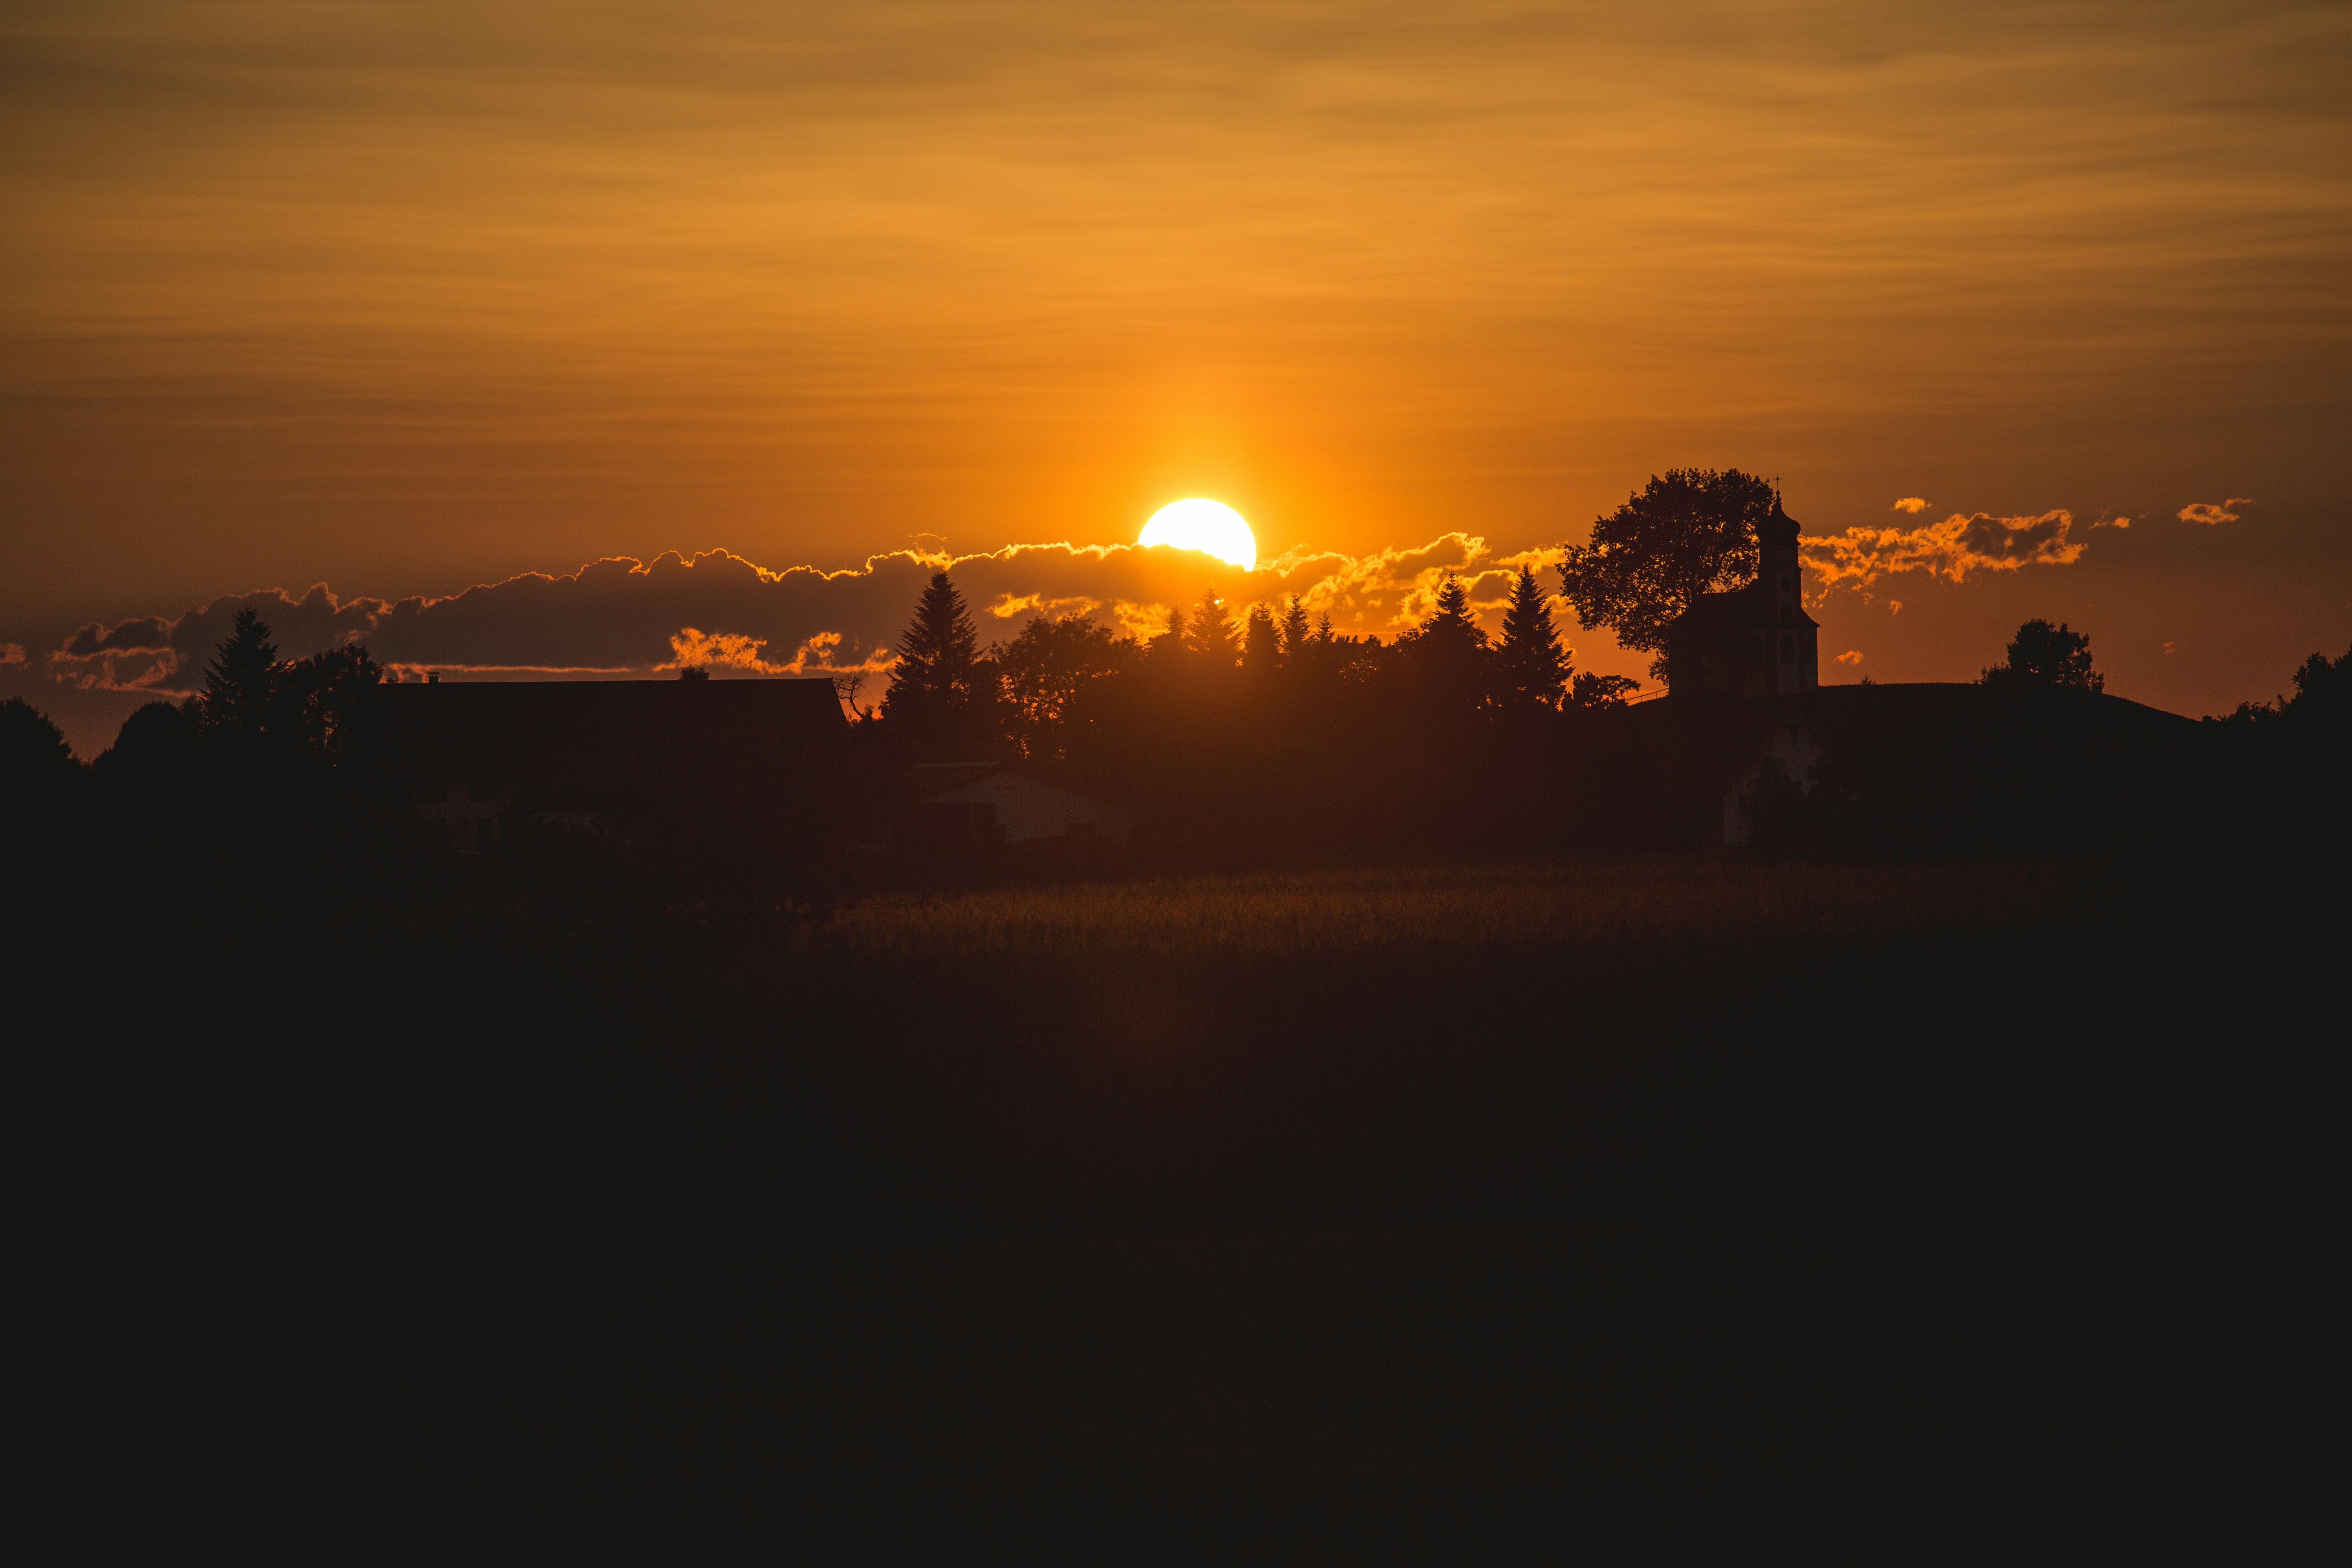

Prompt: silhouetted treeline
[{"left": 871, "top": 565, "right": 1640, "bottom": 866}]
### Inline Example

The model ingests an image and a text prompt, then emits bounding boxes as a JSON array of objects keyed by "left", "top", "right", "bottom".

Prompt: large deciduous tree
[
  {"left": 1981, "top": 619, "right": 2102, "bottom": 694},
  {"left": 278, "top": 644, "right": 383, "bottom": 756},
  {"left": 993, "top": 614, "right": 1136, "bottom": 760},
  {"left": 1556, "top": 468, "right": 1774, "bottom": 679}
]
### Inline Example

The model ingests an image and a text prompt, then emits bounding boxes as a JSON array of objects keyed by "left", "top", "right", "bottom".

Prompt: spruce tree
[
  {"left": 1185, "top": 590, "right": 1238, "bottom": 666},
  {"left": 202, "top": 608, "right": 281, "bottom": 740},
  {"left": 1403, "top": 574, "right": 1490, "bottom": 707},
  {"left": 1278, "top": 596, "right": 1311, "bottom": 658},
  {"left": 1494, "top": 563, "right": 1568, "bottom": 708},
  {"left": 1242, "top": 604, "right": 1281, "bottom": 671},
  {"left": 883, "top": 571, "right": 982, "bottom": 728},
  {"left": 1416, "top": 576, "right": 1485, "bottom": 655},
  {"left": 1147, "top": 604, "right": 1189, "bottom": 666}
]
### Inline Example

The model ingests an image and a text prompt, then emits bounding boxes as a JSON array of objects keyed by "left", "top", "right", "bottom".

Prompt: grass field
[
  {"left": 51, "top": 846, "right": 2321, "bottom": 1548},
  {"left": 823, "top": 856, "right": 2094, "bottom": 960}
]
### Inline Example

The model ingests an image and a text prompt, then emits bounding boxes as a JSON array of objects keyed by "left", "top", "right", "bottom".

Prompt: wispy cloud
[
  {"left": 1801, "top": 510, "right": 2086, "bottom": 596},
  {"left": 2178, "top": 498, "right": 2252, "bottom": 525},
  {"left": 1891, "top": 497, "right": 1930, "bottom": 514}
]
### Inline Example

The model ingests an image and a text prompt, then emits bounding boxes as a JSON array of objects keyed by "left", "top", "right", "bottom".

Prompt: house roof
[
  {"left": 1613, "top": 681, "right": 2198, "bottom": 797},
  {"left": 363, "top": 677, "right": 848, "bottom": 800},
  {"left": 920, "top": 766, "right": 1120, "bottom": 811},
  {"left": 1667, "top": 579, "right": 1820, "bottom": 639}
]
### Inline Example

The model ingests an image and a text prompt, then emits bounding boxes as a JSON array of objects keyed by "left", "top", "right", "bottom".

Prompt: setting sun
[{"left": 1140, "top": 499, "right": 1256, "bottom": 571}]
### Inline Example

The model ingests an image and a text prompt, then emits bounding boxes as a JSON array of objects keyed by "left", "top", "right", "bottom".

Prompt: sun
[{"left": 1140, "top": 498, "right": 1256, "bottom": 570}]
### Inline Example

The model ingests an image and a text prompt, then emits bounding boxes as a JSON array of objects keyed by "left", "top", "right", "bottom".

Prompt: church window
[
  {"left": 1779, "top": 633, "right": 1795, "bottom": 663},
  {"left": 1780, "top": 604, "right": 1792, "bottom": 624}
]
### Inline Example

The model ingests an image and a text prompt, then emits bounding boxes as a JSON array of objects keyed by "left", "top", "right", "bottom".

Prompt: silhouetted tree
[
  {"left": 678, "top": 664, "right": 712, "bottom": 681},
  {"left": 1185, "top": 591, "right": 1238, "bottom": 667},
  {"left": 1242, "top": 604, "right": 1282, "bottom": 673},
  {"left": 1399, "top": 575, "right": 1489, "bottom": 709},
  {"left": 96, "top": 697, "right": 201, "bottom": 782},
  {"left": 1557, "top": 468, "right": 1773, "bottom": 680},
  {"left": 2218, "top": 641, "right": 2350, "bottom": 729},
  {"left": 1493, "top": 564, "right": 1568, "bottom": 708},
  {"left": 1981, "top": 619, "right": 2101, "bottom": 694},
  {"left": 2287, "top": 644, "right": 2351, "bottom": 724},
  {"left": 1568, "top": 671, "right": 1639, "bottom": 709},
  {"left": 831, "top": 671, "right": 873, "bottom": 721},
  {"left": 201, "top": 608, "right": 281, "bottom": 741},
  {"left": 884, "top": 572, "right": 985, "bottom": 735},
  {"left": 994, "top": 613, "right": 1136, "bottom": 760},
  {"left": 1, "top": 697, "right": 80, "bottom": 793},
  {"left": 278, "top": 644, "right": 383, "bottom": 755},
  {"left": 1278, "top": 597, "right": 1311, "bottom": 660}
]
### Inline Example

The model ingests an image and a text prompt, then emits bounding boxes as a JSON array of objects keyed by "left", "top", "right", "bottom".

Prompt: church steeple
[
  {"left": 1758, "top": 490, "right": 1815, "bottom": 695},
  {"left": 1660, "top": 480, "right": 1821, "bottom": 699}
]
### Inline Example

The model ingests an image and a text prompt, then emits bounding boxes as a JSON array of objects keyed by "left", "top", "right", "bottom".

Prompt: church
[{"left": 1662, "top": 492, "right": 1820, "bottom": 698}]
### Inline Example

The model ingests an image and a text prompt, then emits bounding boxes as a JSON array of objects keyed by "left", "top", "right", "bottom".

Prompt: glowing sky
[{"left": 4, "top": 1, "right": 2348, "bottom": 752}]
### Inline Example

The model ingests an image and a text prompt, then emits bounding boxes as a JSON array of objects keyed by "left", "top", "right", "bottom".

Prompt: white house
[
  {"left": 416, "top": 780, "right": 506, "bottom": 850},
  {"left": 1722, "top": 721, "right": 1825, "bottom": 846},
  {"left": 918, "top": 768, "right": 1132, "bottom": 851}
]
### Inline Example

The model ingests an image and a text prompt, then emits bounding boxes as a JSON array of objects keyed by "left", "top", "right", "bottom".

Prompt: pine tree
[
  {"left": 1185, "top": 590, "right": 1238, "bottom": 666},
  {"left": 1402, "top": 574, "right": 1490, "bottom": 708},
  {"left": 202, "top": 608, "right": 281, "bottom": 740},
  {"left": 1147, "top": 604, "right": 1189, "bottom": 665},
  {"left": 1494, "top": 563, "right": 1568, "bottom": 708},
  {"left": 1412, "top": 576, "right": 1486, "bottom": 659},
  {"left": 883, "top": 571, "right": 982, "bottom": 728},
  {"left": 1278, "top": 596, "right": 1311, "bottom": 659},
  {"left": 1242, "top": 604, "right": 1281, "bottom": 671}
]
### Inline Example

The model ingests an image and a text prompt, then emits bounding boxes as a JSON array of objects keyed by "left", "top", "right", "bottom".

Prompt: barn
[
  {"left": 364, "top": 677, "right": 851, "bottom": 849},
  {"left": 911, "top": 764, "right": 1132, "bottom": 854}
]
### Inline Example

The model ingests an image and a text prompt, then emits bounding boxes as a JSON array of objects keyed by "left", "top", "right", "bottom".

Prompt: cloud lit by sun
[{"left": 1140, "top": 499, "right": 1257, "bottom": 570}]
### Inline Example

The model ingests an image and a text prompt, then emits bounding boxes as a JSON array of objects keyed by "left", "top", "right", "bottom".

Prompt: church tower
[
  {"left": 1661, "top": 485, "right": 1820, "bottom": 698},
  {"left": 1759, "top": 490, "right": 1817, "bottom": 696}
]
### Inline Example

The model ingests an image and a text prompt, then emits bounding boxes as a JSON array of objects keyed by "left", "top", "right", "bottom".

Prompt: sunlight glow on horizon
[{"left": 1140, "top": 499, "right": 1257, "bottom": 570}]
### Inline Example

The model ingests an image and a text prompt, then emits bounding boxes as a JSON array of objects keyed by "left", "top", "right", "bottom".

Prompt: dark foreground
[{"left": 20, "top": 850, "right": 2337, "bottom": 1554}]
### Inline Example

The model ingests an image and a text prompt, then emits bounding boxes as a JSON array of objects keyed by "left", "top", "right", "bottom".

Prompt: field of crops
[{"left": 824, "top": 855, "right": 2093, "bottom": 960}]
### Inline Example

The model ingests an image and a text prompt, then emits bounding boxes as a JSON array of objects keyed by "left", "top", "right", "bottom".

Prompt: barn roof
[
  {"left": 1613, "top": 682, "right": 2198, "bottom": 799},
  {"left": 363, "top": 677, "right": 848, "bottom": 804}
]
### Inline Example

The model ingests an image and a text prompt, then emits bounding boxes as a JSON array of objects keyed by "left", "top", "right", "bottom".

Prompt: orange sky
[{"left": 4, "top": 1, "right": 2348, "bottom": 753}]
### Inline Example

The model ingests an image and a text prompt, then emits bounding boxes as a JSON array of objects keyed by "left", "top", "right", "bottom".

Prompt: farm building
[
  {"left": 1613, "top": 682, "right": 2200, "bottom": 851},
  {"left": 364, "top": 677, "right": 851, "bottom": 848},
  {"left": 1663, "top": 492, "right": 1820, "bottom": 699},
  {"left": 910, "top": 764, "right": 1131, "bottom": 854}
]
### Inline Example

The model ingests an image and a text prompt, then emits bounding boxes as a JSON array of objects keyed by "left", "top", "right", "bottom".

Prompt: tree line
[
  {"left": 4, "top": 464, "right": 2344, "bottom": 872},
  {"left": 879, "top": 561, "right": 1640, "bottom": 765}
]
